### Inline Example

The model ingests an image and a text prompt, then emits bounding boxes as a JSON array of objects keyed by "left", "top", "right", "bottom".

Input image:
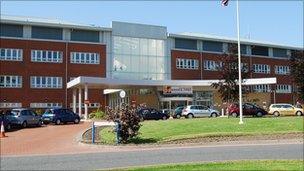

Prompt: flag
[{"left": 221, "top": 0, "right": 229, "bottom": 6}]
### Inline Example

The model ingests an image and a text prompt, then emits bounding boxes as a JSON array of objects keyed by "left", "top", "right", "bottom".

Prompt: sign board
[
  {"left": 163, "top": 86, "right": 193, "bottom": 95},
  {"left": 119, "top": 90, "right": 126, "bottom": 98},
  {"left": 84, "top": 100, "right": 90, "bottom": 104}
]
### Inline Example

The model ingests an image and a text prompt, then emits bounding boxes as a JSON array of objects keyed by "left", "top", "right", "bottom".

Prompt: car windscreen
[
  {"left": 44, "top": 109, "right": 55, "bottom": 114},
  {"left": 10, "top": 110, "right": 20, "bottom": 116}
]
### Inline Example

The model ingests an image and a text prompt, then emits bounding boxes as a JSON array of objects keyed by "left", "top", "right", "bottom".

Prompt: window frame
[
  {"left": 0, "top": 48, "right": 23, "bottom": 61},
  {"left": 70, "top": 52, "right": 100, "bottom": 64},
  {"left": 0, "top": 75, "right": 22, "bottom": 88}
]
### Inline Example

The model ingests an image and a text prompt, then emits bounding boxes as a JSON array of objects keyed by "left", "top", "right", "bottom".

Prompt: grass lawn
[
  {"left": 110, "top": 160, "right": 303, "bottom": 171},
  {"left": 99, "top": 117, "right": 303, "bottom": 144}
]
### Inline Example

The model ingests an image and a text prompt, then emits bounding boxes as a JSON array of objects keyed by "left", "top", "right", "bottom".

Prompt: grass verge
[
  {"left": 109, "top": 160, "right": 303, "bottom": 171},
  {"left": 99, "top": 117, "right": 303, "bottom": 144}
]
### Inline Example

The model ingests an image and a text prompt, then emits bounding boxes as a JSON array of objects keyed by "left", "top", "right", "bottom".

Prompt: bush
[
  {"left": 34, "top": 109, "right": 44, "bottom": 115},
  {"left": 105, "top": 104, "right": 141, "bottom": 144},
  {"left": 89, "top": 108, "right": 105, "bottom": 119}
]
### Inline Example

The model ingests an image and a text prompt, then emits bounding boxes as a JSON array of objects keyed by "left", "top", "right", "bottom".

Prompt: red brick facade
[
  {"left": 171, "top": 49, "right": 296, "bottom": 104},
  {"left": 0, "top": 38, "right": 106, "bottom": 111}
]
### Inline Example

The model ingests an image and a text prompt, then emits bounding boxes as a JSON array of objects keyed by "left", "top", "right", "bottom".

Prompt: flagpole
[{"left": 236, "top": 0, "right": 243, "bottom": 124}]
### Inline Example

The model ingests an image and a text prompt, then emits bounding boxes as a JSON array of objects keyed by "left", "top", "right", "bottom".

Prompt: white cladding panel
[{"left": 112, "top": 21, "right": 167, "bottom": 40}]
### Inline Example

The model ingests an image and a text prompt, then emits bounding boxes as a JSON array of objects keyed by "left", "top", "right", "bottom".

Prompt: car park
[
  {"left": 41, "top": 108, "right": 80, "bottom": 125},
  {"left": 228, "top": 103, "right": 267, "bottom": 117},
  {"left": 269, "top": 103, "right": 303, "bottom": 117},
  {"left": 172, "top": 106, "right": 184, "bottom": 119},
  {"left": 137, "top": 108, "right": 169, "bottom": 121},
  {"left": 5, "top": 109, "right": 43, "bottom": 128},
  {"left": 182, "top": 105, "right": 219, "bottom": 118}
]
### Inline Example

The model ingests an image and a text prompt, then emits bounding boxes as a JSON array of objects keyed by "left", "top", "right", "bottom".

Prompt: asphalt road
[{"left": 1, "top": 143, "right": 303, "bottom": 170}]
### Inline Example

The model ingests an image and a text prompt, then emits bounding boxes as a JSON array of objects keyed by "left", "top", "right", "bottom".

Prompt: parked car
[
  {"left": 182, "top": 105, "right": 219, "bottom": 118},
  {"left": 137, "top": 108, "right": 169, "bottom": 121},
  {"left": 41, "top": 108, "right": 80, "bottom": 125},
  {"left": 4, "top": 109, "right": 42, "bottom": 128},
  {"left": 0, "top": 113, "right": 12, "bottom": 131},
  {"left": 161, "top": 109, "right": 171, "bottom": 116},
  {"left": 172, "top": 106, "right": 184, "bottom": 119},
  {"left": 269, "top": 103, "right": 303, "bottom": 117},
  {"left": 228, "top": 103, "right": 267, "bottom": 117}
]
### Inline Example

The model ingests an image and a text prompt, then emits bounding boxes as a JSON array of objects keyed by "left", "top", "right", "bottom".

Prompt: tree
[
  {"left": 211, "top": 44, "right": 251, "bottom": 103},
  {"left": 290, "top": 50, "right": 304, "bottom": 101},
  {"left": 105, "top": 103, "right": 141, "bottom": 143}
]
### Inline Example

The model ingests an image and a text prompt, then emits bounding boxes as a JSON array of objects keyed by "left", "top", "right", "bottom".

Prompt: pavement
[
  {"left": 0, "top": 121, "right": 92, "bottom": 156},
  {"left": 1, "top": 143, "right": 303, "bottom": 170}
]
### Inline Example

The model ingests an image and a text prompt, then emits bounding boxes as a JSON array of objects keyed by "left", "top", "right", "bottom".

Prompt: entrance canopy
[
  {"left": 67, "top": 76, "right": 277, "bottom": 89},
  {"left": 67, "top": 76, "right": 277, "bottom": 120}
]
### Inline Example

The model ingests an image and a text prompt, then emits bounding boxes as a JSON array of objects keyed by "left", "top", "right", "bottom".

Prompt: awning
[{"left": 67, "top": 76, "right": 277, "bottom": 89}]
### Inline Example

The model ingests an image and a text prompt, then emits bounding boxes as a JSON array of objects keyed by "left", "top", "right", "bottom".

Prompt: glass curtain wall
[{"left": 112, "top": 36, "right": 167, "bottom": 80}]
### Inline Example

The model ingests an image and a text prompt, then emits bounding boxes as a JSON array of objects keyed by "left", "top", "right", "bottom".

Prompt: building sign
[{"left": 163, "top": 86, "right": 193, "bottom": 95}]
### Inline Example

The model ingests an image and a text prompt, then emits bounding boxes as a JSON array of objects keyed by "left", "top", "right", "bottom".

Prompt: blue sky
[{"left": 1, "top": 1, "right": 303, "bottom": 47}]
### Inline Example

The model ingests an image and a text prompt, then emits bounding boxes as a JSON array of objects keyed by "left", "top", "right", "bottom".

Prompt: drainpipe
[
  {"left": 200, "top": 51, "right": 203, "bottom": 80},
  {"left": 65, "top": 41, "right": 68, "bottom": 108}
]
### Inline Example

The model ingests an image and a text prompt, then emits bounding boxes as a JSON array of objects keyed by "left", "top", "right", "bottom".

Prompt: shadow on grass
[{"left": 129, "top": 137, "right": 158, "bottom": 144}]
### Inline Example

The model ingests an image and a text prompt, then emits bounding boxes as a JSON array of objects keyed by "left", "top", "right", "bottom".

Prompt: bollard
[
  {"left": 92, "top": 122, "right": 95, "bottom": 144},
  {"left": 221, "top": 108, "right": 224, "bottom": 117},
  {"left": 114, "top": 120, "right": 121, "bottom": 144}
]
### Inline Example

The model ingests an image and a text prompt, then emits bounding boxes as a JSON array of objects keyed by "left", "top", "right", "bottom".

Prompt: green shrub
[
  {"left": 89, "top": 108, "right": 105, "bottom": 119},
  {"left": 34, "top": 109, "right": 44, "bottom": 115},
  {"left": 105, "top": 104, "right": 141, "bottom": 144}
]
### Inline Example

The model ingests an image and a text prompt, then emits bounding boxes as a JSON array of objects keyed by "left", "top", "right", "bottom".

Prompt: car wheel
[
  {"left": 296, "top": 111, "right": 303, "bottom": 116},
  {"left": 37, "top": 120, "right": 42, "bottom": 127},
  {"left": 22, "top": 121, "right": 27, "bottom": 128},
  {"left": 162, "top": 116, "right": 167, "bottom": 120},
  {"left": 55, "top": 119, "right": 61, "bottom": 125},
  {"left": 273, "top": 111, "right": 280, "bottom": 117},
  {"left": 176, "top": 114, "right": 181, "bottom": 119},
  {"left": 187, "top": 114, "right": 194, "bottom": 119},
  {"left": 74, "top": 118, "right": 80, "bottom": 124},
  {"left": 6, "top": 123, "right": 11, "bottom": 131},
  {"left": 231, "top": 112, "right": 238, "bottom": 117},
  {"left": 256, "top": 112, "right": 263, "bottom": 117},
  {"left": 211, "top": 113, "right": 217, "bottom": 118}
]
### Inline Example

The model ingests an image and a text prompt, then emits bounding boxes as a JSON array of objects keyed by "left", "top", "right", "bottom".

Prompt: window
[
  {"left": 71, "top": 29, "right": 99, "bottom": 42},
  {"left": 273, "top": 48, "right": 287, "bottom": 58},
  {"left": 69, "top": 103, "right": 100, "bottom": 108},
  {"left": 30, "top": 76, "right": 62, "bottom": 89},
  {"left": 30, "top": 103, "right": 62, "bottom": 108},
  {"left": 31, "top": 26, "right": 63, "bottom": 40},
  {"left": 228, "top": 44, "right": 247, "bottom": 54},
  {"left": 0, "top": 48, "right": 23, "bottom": 61},
  {"left": 275, "top": 66, "right": 290, "bottom": 75},
  {"left": 175, "top": 38, "right": 197, "bottom": 50},
  {"left": 253, "top": 85, "right": 270, "bottom": 92},
  {"left": 253, "top": 64, "right": 270, "bottom": 74},
  {"left": 204, "top": 60, "right": 222, "bottom": 71},
  {"left": 0, "top": 75, "right": 22, "bottom": 88},
  {"left": 0, "top": 24, "right": 23, "bottom": 37},
  {"left": 71, "top": 52, "right": 100, "bottom": 64},
  {"left": 276, "top": 84, "right": 291, "bottom": 93},
  {"left": 31, "top": 50, "right": 62, "bottom": 63},
  {"left": 203, "top": 41, "right": 223, "bottom": 52},
  {"left": 251, "top": 46, "right": 269, "bottom": 56},
  {"left": 0, "top": 103, "right": 22, "bottom": 108},
  {"left": 176, "top": 58, "right": 199, "bottom": 70}
]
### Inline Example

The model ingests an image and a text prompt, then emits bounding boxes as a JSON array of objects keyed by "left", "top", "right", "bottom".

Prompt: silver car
[
  {"left": 182, "top": 105, "right": 219, "bottom": 118},
  {"left": 9, "top": 108, "right": 42, "bottom": 128}
]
